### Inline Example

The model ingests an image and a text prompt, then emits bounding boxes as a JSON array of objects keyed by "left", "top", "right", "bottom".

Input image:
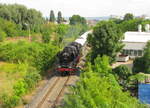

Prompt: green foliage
[
  {"left": 129, "top": 73, "right": 147, "bottom": 84},
  {"left": 1, "top": 94, "right": 20, "bottom": 108},
  {"left": 13, "top": 80, "right": 27, "bottom": 97},
  {"left": 0, "top": 4, "right": 44, "bottom": 31},
  {"left": 113, "top": 65, "right": 132, "bottom": 80},
  {"left": 110, "top": 18, "right": 123, "bottom": 24},
  {"left": 56, "top": 24, "right": 69, "bottom": 36},
  {"left": 57, "top": 11, "right": 63, "bottom": 24},
  {"left": 1, "top": 72, "right": 41, "bottom": 108},
  {"left": 0, "top": 41, "right": 60, "bottom": 73},
  {"left": 0, "top": 63, "right": 41, "bottom": 108},
  {"left": 63, "top": 56, "right": 145, "bottom": 108},
  {"left": 34, "top": 43, "right": 59, "bottom": 73},
  {"left": 69, "top": 15, "right": 87, "bottom": 25},
  {"left": 0, "top": 18, "right": 19, "bottom": 37},
  {"left": 41, "top": 23, "right": 57, "bottom": 43},
  {"left": 123, "top": 13, "right": 134, "bottom": 21},
  {"left": 113, "top": 65, "right": 132, "bottom": 90},
  {"left": 24, "top": 70, "right": 41, "bottom": 89},
  {"left": 133, "top": 57, "right": 145, "bottom": 73},
  {"left": 56, "top": 24, "right": 69, "bottom": 45},
  {"left": 49, "top": 10, "right": 55, "bottom": 22},
  {"left": 111, "top": 14, "right": 150, "bottom": 33},
  {"left": 133, "top": 41, "right": 150, "bottom": 74},
  {"left": 0, "top": 28, "right": 6, "bottom": 42},
  {"left": 0, "top": 41, "right": 40, "bottom": 62},
  {"left": 118, "top": 18, "right": 142, "bottom": 32},
  {"left": 88, "top": 21, "right": 124, "bottom": 63}
]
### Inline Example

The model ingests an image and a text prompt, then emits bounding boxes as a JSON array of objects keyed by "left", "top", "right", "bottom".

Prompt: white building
[{"left": 122, "top": 31, "right": 150, "bottom": 58}]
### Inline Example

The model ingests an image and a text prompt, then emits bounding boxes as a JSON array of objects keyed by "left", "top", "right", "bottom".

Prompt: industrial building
[
  {"left": 122, "top": 31, "right": 150, "bottom": 58},
  {"left": 117, "top": 25, "right": 150, "bottom": 61}
]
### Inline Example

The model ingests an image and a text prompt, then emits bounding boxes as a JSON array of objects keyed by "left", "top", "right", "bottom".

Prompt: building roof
[{"left": 123, "top": 32, "right": 150, "bottom": 43}]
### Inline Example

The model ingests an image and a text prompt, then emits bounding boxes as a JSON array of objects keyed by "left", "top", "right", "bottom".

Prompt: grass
[{"left": 0, "top": 62, "right": 28, "bottom": 97}]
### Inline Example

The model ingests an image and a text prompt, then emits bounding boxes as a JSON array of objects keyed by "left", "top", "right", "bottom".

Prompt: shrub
[
  {"left": 0, "top": 28, "right": 6, "bottom": 42},
  {"left": 113, "top": 65, "right": 132, "bottom": 80},
  {"left": 0, "top": 66, "right": 41, "bottom": 108},
  {"left": 63, "top": 56, "right": 145, "bottom": 108},
  {"left": 34, "top": 43, "right": 59, "bottom": 74}
]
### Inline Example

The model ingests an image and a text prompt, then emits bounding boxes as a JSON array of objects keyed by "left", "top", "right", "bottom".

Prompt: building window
[
  {"left": 130, "top": 50, "right": 134, "bottom": 56},
  {"left": 138, "top": 50, "right": 143, "bottom": 56},
  {"left": 126, "top": 50, "right": 129, "bottom": 55},
  {"left": 134, "top": 50, "right": 138, "bottom": 56}
]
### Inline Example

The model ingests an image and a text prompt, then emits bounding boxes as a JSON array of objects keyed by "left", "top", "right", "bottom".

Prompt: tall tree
[
  {"left": 57, "top": 11, "right": 63, "bottom": 24},
  {"left": 88, "top": 21, "right": 124, "bottom": 63},
  {"left": 49, "top": 10, "right": 55, "bottom": 22},
  {"left": 124, "top": 13, "right": 134, "bottom": 21},
  {"left": 69, "top": 15, "right": 87, "bottom": 25}
]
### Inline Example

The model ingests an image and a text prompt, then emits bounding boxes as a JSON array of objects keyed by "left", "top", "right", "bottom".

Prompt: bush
[
  {"left": 133, "top": 57, "right": 145, "bottom": 74},
  {"left": 1, "top": 66, "right": 41, "bottom": 108},
  {"left": 113, "top": 65, "right": 132, "bottom": 90},
  {"left": 0, "top": 28, "right": 6, "bottom": 42},
  {"left": 113, "top": 65, "right": 132, "bottom": 80},
  {"left": 1, "top": 94, "right": 21, "bottom": 108},
  {"left": 34, "top": 43, "right": 59, "bottom": 73},
  {"left": 63, "top": 56, "right": 145, "bottom": 108},
  {"left": 24, "top": 70, "right": 41, "bottom": 89},
  {"left": 0, "top": 18, "right": 18, "bottom": 37}
]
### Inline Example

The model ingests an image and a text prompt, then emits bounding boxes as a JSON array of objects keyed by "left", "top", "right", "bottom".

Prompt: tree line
[{"left": 111, "top": 13, "right": 150, "bottom": 32}]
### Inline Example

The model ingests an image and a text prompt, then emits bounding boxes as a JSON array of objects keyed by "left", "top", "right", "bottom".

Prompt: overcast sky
[{"left": 0, "top": 0, "right": 150, "bottom": 17}]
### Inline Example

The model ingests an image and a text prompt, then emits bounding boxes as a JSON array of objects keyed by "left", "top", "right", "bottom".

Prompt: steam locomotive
[{"left": 57, "top": 31, "right": 91, "bottom": 75}]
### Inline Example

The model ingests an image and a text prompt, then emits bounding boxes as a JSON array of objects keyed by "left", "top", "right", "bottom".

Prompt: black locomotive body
[{"left": 57, "top": 42, "right": 82, "bottom": 75}]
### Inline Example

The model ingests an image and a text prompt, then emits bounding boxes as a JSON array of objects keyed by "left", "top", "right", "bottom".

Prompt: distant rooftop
[{"left": 123, "top": 32, "right": 150, "bottom": 43}]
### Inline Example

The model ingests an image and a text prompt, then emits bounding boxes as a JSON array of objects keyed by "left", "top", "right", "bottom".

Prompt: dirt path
[{"left": 112, "top": 60, "right": 133, "bottom": 70}]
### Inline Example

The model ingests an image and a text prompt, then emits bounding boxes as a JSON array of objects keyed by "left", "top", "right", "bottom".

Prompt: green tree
[
  {"left": 57, "top": 11, "right": 63, "bottom": 24},
  {"left": 113, "top": 65, "right": 132, "bottom": 90},
  {"left": 132, "top": 57, "right": 145, "bottom": 74},
  {"left": 63, "top": 56, "right": 145, "bottom": 108},
  {"left": 49, "top": 10, "right": 55, "bottom": 22},
  {"left": 133, "top": 41, "right": 150, "bottom": 74},
  {"left": 0, "top": 7, "right": 11, "bottom": 20},
  {"left": 0, "top": 4, "right": 44, "bottom": 32},
  {"left": 88, "top": 21, "right": 124, "bottom": 63},
  {"left": 123, "top": 13, "right": 134, "bottom": 21},
  {"left": 69, "top": 15, "right": 87, "bottom": 25},
  {"left": 113, "top": 65, "right": 132, "bottom": 80},
  {"left": 118, "top": 18, "right": 142, "bottom": 32}
]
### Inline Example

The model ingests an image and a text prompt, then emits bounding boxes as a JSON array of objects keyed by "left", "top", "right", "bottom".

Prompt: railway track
[
  {"left": 26, "top": 43, "right": 90, "bottom": 108},
  {"left": 37, "top": 76, "right": 70, "bottom": 108},
  {"left": 26, "top": 75, "right": 73, "bottom": 108}
]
